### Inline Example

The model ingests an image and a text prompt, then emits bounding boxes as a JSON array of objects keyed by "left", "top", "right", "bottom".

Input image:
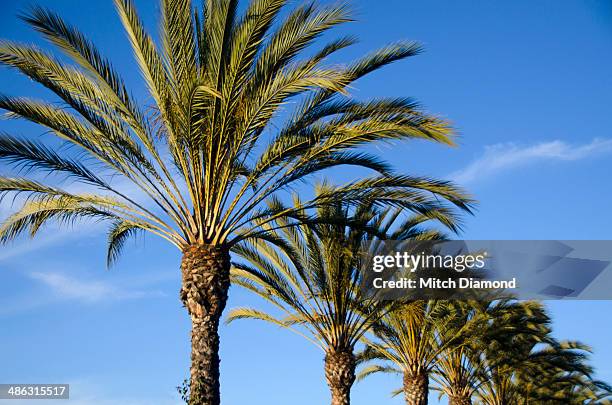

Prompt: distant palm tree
[
  {"left": 432, "top": 299, "right": 546, "bottom": 405},
  {"left": 0, "top": 0, "right": 472, "bottom": 403},
  {"left": 434, "top": 343, "right": 475, "bottom": 405},
  {"left": 477, "top": 339, "right": 595, "bottom": 405},
  {"left": 227, "top": 196, "right": 465, "bottom": 405},
  {"left": 541, "top": 375, "right": 612, "bottom": 405},
  {"left": 432, "top": 302, "right": 486, "bottom": 405},
  {"left": 359, "top": 297, "right": 605, "bottom": 405},
  {"left": 523, "top": 361, "right": 612, "bottom": 404},
  {"left": 469, "top": 301, "right": 600, "bottom": 405},
  {"left": 357, "top": 300, "right": 470, "bottom": 405}
]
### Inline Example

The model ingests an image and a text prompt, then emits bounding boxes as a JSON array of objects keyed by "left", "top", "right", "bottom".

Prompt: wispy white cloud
[
  {"left": 0, "top": 229, "right": 84, "bottom": 262},
  {"left": 28, "top": 272, "right": 165, "bottom": 303},
  {"left": 450, "top": 138, "right": 612, "bottom": 185},
  {"left": 0, "top": 268, "right": 172, "bottom": 317}
]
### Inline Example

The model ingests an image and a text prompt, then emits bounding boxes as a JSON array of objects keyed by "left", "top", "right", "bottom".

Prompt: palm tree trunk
[
  {"left": 449, "top": 395, "right": 472, "bottom": 405},
  {"left": 403, "top": 370, "right": 428, "bottom": 405},
  {"left": 324, "top": 350, "right": 356, "bottom": 405},
  {"left": 449, "top": 384, "right": 472, "bottom": 405},
  {"left": 180, "top": 244, "right": 231, "bottom": 405}
]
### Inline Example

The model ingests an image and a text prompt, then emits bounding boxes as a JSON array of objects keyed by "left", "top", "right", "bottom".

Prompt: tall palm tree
[
  {"left": 227, "top": 196, "right": 467, "bottom": 405},
  {"left": 0, "top": 1, "right": 471, "bottom": 403}
]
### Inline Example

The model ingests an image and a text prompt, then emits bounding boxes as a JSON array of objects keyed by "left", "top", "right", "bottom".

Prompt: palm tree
[
  {"left": 477, "top": 339, "right": 596, "bottom": 405},
  {"left": 357, "top": 300, "right": 471, "bottom": 405},
  {"left": 433, "top": 343, "right": 475, "bottom": 405},
  {"left": 427, "top": 297, "right": 612, "bottom": 405},
  {"left": 0, "top": 1, "right": 472, "bottom": 403},
  {"left": 469, "top": 301, "right": 599, "bottom": 405},
  {"left": 432, "top": 302, "right": 485, "bottom": 405},
  {"left": 227, "top": 195, "right": 467, "bottom": 405},
  {"left": 431, "top": 299, "right": 548, "bottom": 405},
  {"left": 525, "top": 366, "right": 612, "bottom": 404},
  {"left": 547, "top": 376, "right": 612, "bottom": 405}
]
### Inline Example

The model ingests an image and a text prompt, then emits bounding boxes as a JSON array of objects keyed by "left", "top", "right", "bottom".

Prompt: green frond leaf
[
  {"left": 0, "top": 192, "right": 120, "bottom": 243},
  {"left": 225, "top": 307, "right": 291, "bottom": 326},
  {"left": 356, "top": 364, "right": 401, "bottom": 382},
  {"left": 106, "top": 220, "right": 146, "bottom": 267},
  {"left": 0, "top": 134, "right": 109, "bottom": 188}
]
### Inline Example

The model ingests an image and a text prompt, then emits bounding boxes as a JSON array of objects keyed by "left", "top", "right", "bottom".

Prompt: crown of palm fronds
[
  {"left": 0, "top": 0, "right": 473, "bottom": 263},
  {"left": 476, "top": 340, "right": 596, "bottom": 405},
  {"left": 226, "top": 192, "right": 458, "bottom": 352},
  {"left": 357, "top": 300, "right": 465, "bottom": 381},
  {"left": 429, "top": 299, "right": 551, "bottom": 403},
  {"left": 466, "top": 301, "right": 606, "bottom": 405}
]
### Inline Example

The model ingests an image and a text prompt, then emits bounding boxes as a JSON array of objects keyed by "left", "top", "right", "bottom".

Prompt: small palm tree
[
  {"left": 0, "top": 1, "right": 472, "bottom": 403},
  {"left": 433, "top": 343, "right": 475, "bottom": 405},
  {"left": 357, "top": 300, "right": 470, "bottom": 405},
  {"left": 227, "top": 195, "right": 467, "bottom": 405},
  {"left": 432, "top": 302, "right": 484, "bottom": 405},
  {"left": 428, "top": 297, "right": 612, "bottom": 405},
  {"left": 548, "top": 376, "right": 612, "bottom": 405},
  {"left": 477, "top": 339, "right": 596, "bottom": 405},
  {"left": 471, "top": 301, "right": 597, "bottom": 405},
  {"left": 432, "top": 299, "right": 547, "bottom": 405},
  {"left": 525, "top": 365, "right": 611, "bottom": 404}
]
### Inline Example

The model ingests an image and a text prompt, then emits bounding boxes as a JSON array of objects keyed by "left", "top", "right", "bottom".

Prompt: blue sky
[{"left": 1, "top": 0, "right": 611, "bottom": 404}]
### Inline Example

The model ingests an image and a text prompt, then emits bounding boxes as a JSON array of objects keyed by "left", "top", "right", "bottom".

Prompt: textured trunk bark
[
  {"left": 324, "top": 350, "right": 356, "bottom": 405},
  {"left": 449, "top": 394, "right": 472, "bottom": 405},
  {"left": 180, "top": 244, "right": 230, "bottom": 405},
  {"left": 403, "top": 370, "right": 428, "bottom": 405}
]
